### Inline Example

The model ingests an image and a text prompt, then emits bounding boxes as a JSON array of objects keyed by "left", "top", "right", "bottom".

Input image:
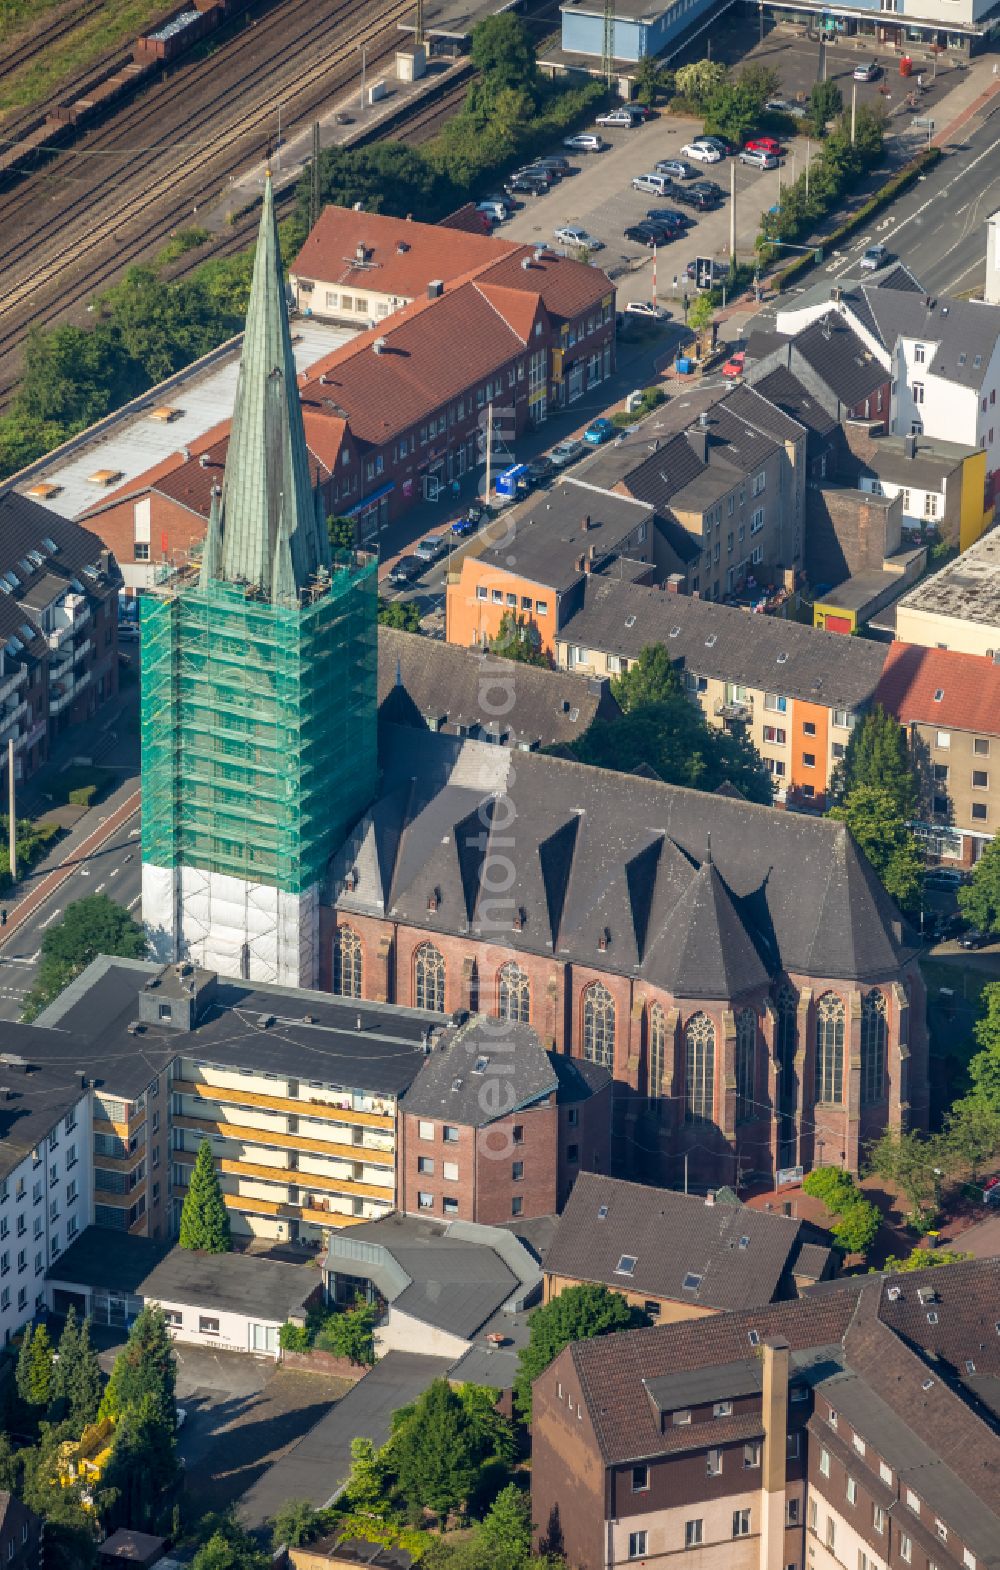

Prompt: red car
[
  {"left": 722, "top": 350, "right": 746, "bottom": 379},
  {"left": 745, "top": 136, "right": 783, "bottom": 157}
]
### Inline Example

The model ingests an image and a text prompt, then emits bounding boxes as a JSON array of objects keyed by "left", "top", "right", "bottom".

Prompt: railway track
[
  {"left": 0, "top": 0, "right": 107, "bottom": 81},
  {"left": 0, "top": 0, "right": 411, "bottom": 399}
]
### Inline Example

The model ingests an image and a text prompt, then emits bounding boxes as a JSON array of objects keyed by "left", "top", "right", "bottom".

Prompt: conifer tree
[
  {"left": 100, "top": 1306, "right": 176, "bottom": 1426},
  {"left": 179, "top": 1141, "right": 232, "bottom": 1254},
  {"left": 17, "top": 1322, "right": 54, "bottom": 1409},
  {"left": 68, "top": 1318, "right": 104, "bottom": 1430},
  {"left": 392, "top": 1379, "right": 478, "bottom": 1518}
]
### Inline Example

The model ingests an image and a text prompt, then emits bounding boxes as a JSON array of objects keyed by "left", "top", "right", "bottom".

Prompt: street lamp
[{"left": 359, "top": 42, "right": 367, "bottom": 116}]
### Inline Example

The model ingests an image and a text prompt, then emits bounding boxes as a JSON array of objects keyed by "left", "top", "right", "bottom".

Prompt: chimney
[
  {"left": 699, "top": 410, "right": 709, "bottom": 429},
  {"left": 199, "top": 453, "right": 209, "bottom": 468},
  {"left": 830, "top": 285, "right": 842, "bottom": 304},
  {"left": 582, "top": 514, "right": 592, "bottom": 531},
  {"left": 583, "top": 556, "right": 591, "bottom": 574},
  {"left": 705, "top": 1191, "right": 716, "bottom": 1206},
  {"left": 372, "top": 337, "right": 387, "bottom": 355},
  {"left": 427, "top": 280, "right": 444, "bottom": 300},
  {"left": 576, "top": 554, "right": 586, "bottom": 573},
  {"left": 588, "top": 543, "right": 597, "bottom": 561},
  {"left": 355, "top": 243, "right": 368, "bottom": 263},
  {"left": 904, "top": 433, "right": 917, "bottom": 459},
  {"left": 760, "top": 1339, "right": 790, "bottom": 1570},
  {"left": 690, "top": 427, "right": 708, "bottom": 465},
  {"left": 666, "top": 573, "right": 684, "bottom": 594}
]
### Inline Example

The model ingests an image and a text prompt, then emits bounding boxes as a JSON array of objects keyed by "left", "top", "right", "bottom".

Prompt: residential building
[
  {"left": 323, "top": 1212, "right": 541, "bottom": 1366},
  {"left": 574, "top": 382, "right": 808, "bottom": 599},
  {"left": 140, "top": 177, "right": 378, "bottom": 989},
  {"left": 776, "top": 270, "right": 1000, "bottom": 505},
  {"left": 530, "top": 1257, "right": 1000, "bottom": 1570},
  {"left": 747, "top": 309, "right": 892, "bottom": 435},
  {"left": 445, "top": 481, "right": 659, "bottom": 658},
  {"left": 0, "top": 1057, "right": 92, "bottom": 1348},
  {"left": 875, "top": 640, "right": 1000, "bottom": 864},
  {"left": 0, "top": 1494, "right": 42, "bottom": 1570},
  {"left": 288, "top": 205, "right": 519, "bottom": 324},
  {"left": 541, "top": 1173, "right": 834, "bottom": 1321},
  {"left": 0, "top": 495, "right": 121, "bottom": 784},
  {"left": 894, "top": 526, "right": 1000, "bottom": 655},
  {"left": 397, "top": 1017, "right": 611, "bottom": 1225},
  {"left": 377, "top": 626, "right": 620, "bottom": 749},
  {"left": 844, "top": 428, "right": 988, "bottom": 550},
  {"left": 806, "top": 486, "right": 926, "bottom": 634},
  {"left": 328, "top": 722, "right": 927, "bottom": 1188},
  {"left": 553, "top": 576, "right": 889, "bottom": 807}
]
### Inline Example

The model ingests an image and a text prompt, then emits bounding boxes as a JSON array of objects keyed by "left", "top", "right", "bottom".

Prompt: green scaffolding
[{"left": 140, "top": 556, "right": 378, "bottom": 895}]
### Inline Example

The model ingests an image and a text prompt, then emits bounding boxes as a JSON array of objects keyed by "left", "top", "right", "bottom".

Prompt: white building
[{"left": 0, "top": 1058, "right": 92, "bottom": 1348}]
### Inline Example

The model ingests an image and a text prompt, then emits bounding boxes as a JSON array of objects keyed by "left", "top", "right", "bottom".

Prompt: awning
[{"left": 344, "top": 481, "right": 395, "bottom": 517}]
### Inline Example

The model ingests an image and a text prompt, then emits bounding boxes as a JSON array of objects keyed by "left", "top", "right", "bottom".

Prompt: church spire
[{"left": 207, "top": 173, "right": 331, "bottom": 602}]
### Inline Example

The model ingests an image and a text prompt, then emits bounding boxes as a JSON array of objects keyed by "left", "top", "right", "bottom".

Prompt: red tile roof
[
  {"left": 290, "top": 205, "right": 519, "bottom": 301},
  {"left": 477, "top": 246, "right": 613, "bottom": 323},
  {"left": 875, "top": 640, "right": 1000, "bottom": 734}
]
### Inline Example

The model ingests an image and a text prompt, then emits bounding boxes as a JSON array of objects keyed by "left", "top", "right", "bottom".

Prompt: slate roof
[
  {"left": 863, "top": 289, "right": 1000, "bottom": 390},
  {"left": 875, "top": 641, "right": 1000, "bottom": 736},
  {"left": 401, "top": 1017, "right": 558, "bottom": 1127},
  {"left": 556, "top": 575, "right": 889, "bottom": 710},
  {"left": 0, "top": 1060, "right": 93, "bottom": 1185},
  {"left": 469, "top": 479, "right": 655, "bottom": 592},
  {"left": 0, "top": 492, "right": 120, "bottom": 668},
  {"left": 856, "top": 432, "right": 971, "bottom": 490},
  {"left": 377, "top": 626, "right": 618, "bottom": 748},
  {"left": 789, "top": 311, "right": 888, "bottom": 407},
  {"left": 332, "top": 725, "right": 917, "bottom": 992},
  {"left": 752, "top": 366, "right": 838, "bottom": 437},
  {"left": 543, "top": 1173, "right": 804, "bottom": 1308}
]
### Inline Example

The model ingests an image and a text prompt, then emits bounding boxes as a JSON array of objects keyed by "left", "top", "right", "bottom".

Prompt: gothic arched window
[
  {"left": 414, "top": 943, "right": 446, "bottom": 1013},
  {"left": 735, "top": 1007, "right": 757, "bottom": 1123},
  {"left": 582, "top": 982, "right": 615, "bottom": 1068},
  {"left": 332, "top": 926, "right": 362, "bottom": 999},
  {"left": 861, "top": 989, "right": 887, "bottom": 1106},
  {"left": 649, "top": 1004, "right": 666, "bottom": 1103},
  {"left": 498, "top": 962, "right": 530, "bottom": 1024},
  {"left": 815, "top": 993, "right": 846, "bottom": 1105},
  {"left": 685, "top": 1013, "right": 716, "bottom": 1123}
]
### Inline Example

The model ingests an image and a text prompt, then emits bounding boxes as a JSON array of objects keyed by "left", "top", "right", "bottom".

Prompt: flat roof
[
  {"left": 7, "top": 320, "right": 354, "bottom": 524},
  {"left": 397, "top": 0, "right": 521, "bottom": 38},
  {"left": 560, "top": 0, "right": 680, "bottom": 20},
  {"left": 46, "top": 1228, "right": 169, "bottom": 1294},
  {"left": 139, "top": 1245, "right": 318, "bottom": 1323},
  {"left": 898, "top": 524, "right": 1000, "bottom": 626}
]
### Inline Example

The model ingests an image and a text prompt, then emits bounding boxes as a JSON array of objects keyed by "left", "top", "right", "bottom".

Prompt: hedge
[{"left": 773, "top": 145, "right": 942, "bottom": 293}]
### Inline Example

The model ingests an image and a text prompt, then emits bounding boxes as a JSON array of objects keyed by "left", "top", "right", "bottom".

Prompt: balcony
[
  {"left": 715, "top": 699, "right": 753, "bottom": 725},
  {"left": 0, "top": 665, "right": 27, "bottom": 706},
  {"left": 173, "top": 1147, "right": 392, "bottom": 1201},
  {"left": 0, "top": 699, "right": 28, "bottom": 740},
  {"left": 172, "top": 1112, "right": 393, "bottom": 1165},
  {"left": 47, "top": 595, "right": 91, "bottom": 651},
  {"left": 49, "top": 667, "right": 91, "bottom": 716},
  {"left": 172, "top": 1079, "right": 395, "bottom": 1129}
]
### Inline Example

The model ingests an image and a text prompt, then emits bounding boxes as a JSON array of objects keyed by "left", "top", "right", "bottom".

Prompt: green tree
[
  {"left": 102, "top": 1393, "right": 179, "bottom": 1532},
  {"left": 391, "top": 1378, "right": 479, "bottom": 1518},
  {"left": 634, "top": 57, "right": 674, "bottom": 107},
  {"left": 192, "top": 1520, "right": 270, "bottom": 1570},
  {"left": 21, "top": 1422, "right": 98, "bottom": 1570},
  {"left": 343, "top": 1435, "right": 392, "bottom": 1512},
  {"left": 306, "top": 143, "right": 455, "bottom": 227},
  {"left": 610, "top": 643, "right": 680, "bottom": 712},
  {"left": 831, "top": 1199, "right": 881, "bottom": 1257},
  {"left": 674, "top": 59, "right": 728, "bottom": 108},
  {"left": 378, "top": 598, "right": 421, "bottom": 631},
  {"left": 877, "top": 1246, "right": 972, "bottom": 1274},
  {"left": 488, "top": 610, "right": 546, "bottom": 666},
  {"left": 833, "top": 707, "right": 916, "bottom": 816},
  {"left": 50, "top": 1307, "right": 80, "bottom": 1418},
  {"left": 327, "top": 516, "right": 355, "bottom": 553},
  {"left": 514, "top": 1283, "right": 647, "bottom": 1423},
  {"left": 941, "top": 1094, "right": 1000, "bottom": 1179},
  {"left": 959, "top": 836, "right": 1000, "bottom": 935},
  {"left": 178, "top": 1139, "right": 232, "bottom": 1254},
  {"left": 22, "top": 895, "right": 146, "bottom": 1021},
  {"left": 0, "top": 1432, "right": 19, "bottom": 1493},
  {"left": 828, "top": 786, "right": 924, "bottom": 910},
  {"left": 99, "top": 1306, "right": 176, "bottom": 1427},
  {"left": 688, "top": 291, "right": 715, "bottom": 334},
  {"left": 477, "top": 1484, "right": 533, "bottom": 1570},
  {"left": 17, "top": 1323, "right": 54, "bottom": 1409},
  {"left": 470, "top": 14, "right": 538, "bottom": 99},
  {"left": 802, "top": 1166, "right": 857, "bottom": 1214},
  {"left": 571, "top": 699, "right": 773, "bottom": 805},
  {"left": 67, "top": 1318, "right": 103, "bottom": 1431},
  {"left": 271, "top": 1501, "right": 332, "bottom": 1551},
  {"left": 806, "top": 79, "right": 843, "bottom": 136},
  {"left": 704, "top": 63, "right": 779, "bottom": 145},
  {"left": 314, "top": 1297, "right": 377, "bottom": 1367},
  {"left": 456, "top": 1383, "right": 516, "bottom": 1469},
  {"left": 865, "top": 1129, "right": 945, "bottom": 1222}
]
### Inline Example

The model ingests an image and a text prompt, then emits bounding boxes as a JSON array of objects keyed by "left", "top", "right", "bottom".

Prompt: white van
[
  {"left": 477, "top": 199, "right": 508, "bottom": 223},
  {"left": 632, "top": 172, "right": 671, "bottom": 196}
]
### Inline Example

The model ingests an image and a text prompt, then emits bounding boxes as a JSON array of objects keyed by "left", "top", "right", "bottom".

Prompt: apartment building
[
  {"left": 445, "top": 481, "right": 659, "bottom": 659},
  {"left": 0, "top": 494, "right": 121, "bottom": 785},
  {"left": 876, "top": 641, "right": 1000, "bottom": 864},
  {"left": 894, "top": 526, "right": 1000, "bottom": 655},
  {"left": 531, "top": 1257, "right": 1000, "bottom": 1570},
  {"left": 845, "top": 428, "right": 988, "bottom": 551},
  {"left": 553, "top": 576, "right": 888, "bottom": 807}
]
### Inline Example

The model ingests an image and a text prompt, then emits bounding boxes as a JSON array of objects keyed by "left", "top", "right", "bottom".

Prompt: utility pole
[
  {"left": 7, "top": 740, "right": 16, "bottom": 887},
  {"left": 359, "top": 42, "right": 367, "bottom": 115},
  {"left": 310, "top": 122, "right": 321, "bottom": 231},
  {"left": 758, "top": 1, "right": 764, "bottom": 44},
  {"left": 729, "top": 159, "right": 736, "bottom": 268},
  {"left": 602, "top": 0, "right": 615, "bottom": 90},
  {"left": 818, "top": 37, "right": 827, "bottom": 82},
  {"left": 851, "top": 80, "right": 857, "bottom": 143},
  {"left": 415, "top": 0, "right": 423, "bottom": 46},
  {"left": 276, "top": 103, "right": 282, "bottom": 171},
  {"left": 805, "top": 136, "right": 811, "bottom": 199},
  {"left": 485, "top": 401, "right": 493, "bottom": 503},
  {"left": 652, "top": 243, "right": 657, "bottom": 315}
]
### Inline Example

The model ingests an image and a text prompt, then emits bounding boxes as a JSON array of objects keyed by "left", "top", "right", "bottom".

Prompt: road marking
[
  {"left": 95, "top": 882, "right": 106, "bottom": 893},
  {"left": 129, "top": 828, "right": 140, "bottom": 838},
  {"left": 30, "top": 951, "right": 39, "bottom": 963},
  {"left": 127, "top": 895, "right": 141, "bottom": 911},
  {"left": 110, "top": 868, "right": 120, "bottom": 878},
  {"left": 78, "top": 867, "right": 90, "bottom": 877},
  {"left": 39, "top": 909, "right": 61, "bottom": 929}
]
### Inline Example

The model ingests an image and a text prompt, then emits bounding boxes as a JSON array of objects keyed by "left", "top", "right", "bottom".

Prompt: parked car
[
  {"left": 740, "top": 147, "right": 779, "bottom": 170},
  {"left": 853, "top": 61, "right": 881, "bottom": 81},
  {"left": 584, "top": 417, "right": 615, "bottom": 445},
  {"left": 690, "top": 179, "right": 724, "bottom": 199},
  {"left": 554, "top": 225, "right": 604, "bottom": 250},
  {"left": 625, "top": 222, "right": 678, "bottom": 247},
  {"left": 533, "top": 156, "right": 573, "bottom": 176},
  {"left": 505, "top": 172, "right": 550, "bottom": 196},
  {"left": 655, "top": 158, "right": 695, "bottom": 180},
  {"left": 513, "top": 163, "right": 554, "bottom": 185},
  {"left": 693, "top": 136, "right": 731, "bottom": 157},
  {"left": 525, "top": 454, "right": 555, "bottom": 485},
  {"left": 477, "top": 199, "right": 509, "bottom": 223},
  {"left": 624, "top": 300, "right": 669, "bottom": 320},
  {"left": 671, "top": 187, "right": 719, "bottom": 211},
  {"left": 632, "top": 172, "right": 674, "bottom": 196},
  {"left": 744, "top": 136, "right": 784, "bottom": 156},
  {"left": 550, "top": 438, "right": 585, "bottom": 467},
  {"left": 646, "top": 206, "right": 691, "bottom": 228},
  {"left": 630, "top": 103, "right": 657, "bottom": 121},
  {"left": 596, "top": 106, "right": 640, "bottom": 127},
  {"left": 924, "top": 867, "right": 968, "bottom": 890},
  {"left": 959, "top": 927, "right": 990, "bottom": 950},
  {"left": 389, "top": 554, "right": 423, "bottom": 586},
  {"left": 564, "top": 132, "right": 605, "bottom": 152},
  {"left": 722, "top": 350, "right": 746, "bottom": 379},
  {"left": 765, "top": 97, "right": 807, "bottom": 119},
  {"left": 860, "top": 243, "right": 890, "bottom": 271},
  {"left": 681, "top": 141, "right": 721, "bottom": 163},
  {"left": 451, "top": 514, "right": 479, "bottom": 537},
  {"left": 414, "top": 533, "right": 447, "bottom": 563}
]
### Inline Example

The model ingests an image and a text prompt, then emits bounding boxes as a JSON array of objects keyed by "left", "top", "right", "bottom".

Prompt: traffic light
[
  {"left": 1, "top": 909, "right": 8, "bottom": 926},
  {"left": 695, "top": 257, "right": 715, "bottom": 291}
]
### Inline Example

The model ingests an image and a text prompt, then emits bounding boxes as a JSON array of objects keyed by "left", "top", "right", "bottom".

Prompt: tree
[
  {"left": 456, "top": 1383, "right": 516, "bottom": 1469},
  {"left": 192, "top": 1520, "right": 270, "bottom": 1570},
  {"left": 514, "top": 1283, "right": 647, "bottom": 1422},
  {"left": 959, "top": 836, "right": 1000, "bottom": 935},
  {"left": 831, "top": 1199, "right": 881, "bottom": 1257},
  {"left": 327, "top": 516, "right": 355, "bottom": 553},
  {"left": 67, "top": 1318, "right": 103, "bottom": 1431},
  {"left": 802, "top": 1166, "right": 857, "bottom": 1215},
  {"left": 314, "top": 1297, "right": 377, "bottom": 1367},
  {"left": 610, "top": 643, "right": 680, "bottom": 712},
  {"left": 487, "top": 610, "right": 546, "bottom": 666},
  {"left": 674, "top": 59, "right": 728, "bottom": 108},
  {"left": 806, "top": 79, "right": 843, "bottom": 137},
  {"left": 178, "top": 1139, "right": 232, "bottom": 1254},
  {"left": 828, "top": 786, "right": 924, "bottom": 910},
  {"left": 688, "top": 291, "right": 715, "bottom": 335},
  {"left": 391, "top": 1378, "right": 479, "bottom": 1518},
  {"left": 17, "top": 1323, "right": 54, "bottom": 1410},
  {"left": 865, "top": 1129, "right": 945, "bottom": 1222},
  {"left": 877, "top": 1246, "right": 972, "bottom": 1274},
  {"left": 21, "top": 1422, "right": 98, "bottom": 1570},
  {"left": 343, "top": 1436, "right": 392, "bottom": 1512},
  {"left": 22, "top": 895, "right": 146, "bottom": 1021},
  {"left": 477, "top": 1484, "right": 533, "bottom": 1570},
  {"left": 703, "top": 64, "right": 779, "bottom": 146},
  {"left": 571, "top": 699, "right": 773, "bottom": 805},
  {"left": 378, "top": 598, "right": 421, "bottom": 631},
  {"left": 102, "top": 1393, "right": 179, "bottom": 1532},
  {"left": 50, "top": 1307, "right": 80, "bottom": 1418},
  {"left": 941, "top": 1094, "right": 1000, "bottom": 1179},
  {"left": 634, "top": 56, "right": 674, "bottom": 107},
  {"left": 470, "top": 14, "right": 538, "bottom": 99},
  {"left": 832, "top": 707, "right": 916, "bottom": 816},
  {"left": 271, "top": 1501, "right": 332, "bottom": 1551},
  {"left": 0, "top": 1432, "right": 19, "bottom": 1493},
  {"left": 99, "top": 1306, "right": 176, "bottom": 1427}
]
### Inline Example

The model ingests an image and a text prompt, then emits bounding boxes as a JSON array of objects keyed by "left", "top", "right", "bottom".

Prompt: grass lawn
[{"left": 0, "top": 1, "right": 170, "bottom": 119}]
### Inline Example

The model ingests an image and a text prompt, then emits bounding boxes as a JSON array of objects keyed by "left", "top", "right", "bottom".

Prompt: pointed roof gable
[
  {"left": 801, "top": 823, "right": 908, "bottom": 980},
  {"left": 646, "top": 855, "right": 769, "bottom": 999},
  {"left": 201, "top": 175, "right": 331, "bottom": 603}
]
